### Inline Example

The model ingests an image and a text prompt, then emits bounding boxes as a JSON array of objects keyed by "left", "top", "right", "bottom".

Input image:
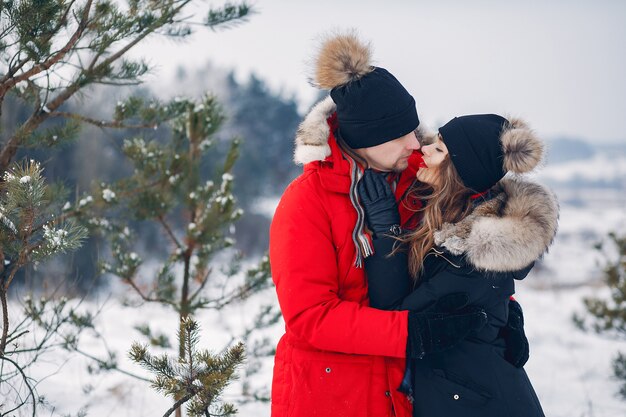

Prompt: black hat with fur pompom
[
  {"left": 439, "top": 115, "right": 544, "bottom": 193},
  {"left": 312, "top": 32, "right": 419, "bottom": 149}
]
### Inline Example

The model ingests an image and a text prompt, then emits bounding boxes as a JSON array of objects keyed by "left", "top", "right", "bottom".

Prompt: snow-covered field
[{"left": 12, "top": 152, "right": 626, "bottom": 417}]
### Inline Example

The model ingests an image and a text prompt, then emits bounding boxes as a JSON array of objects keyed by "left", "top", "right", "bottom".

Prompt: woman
[{"left": 358, "top": 114, "right": 558, "bottom": 417}]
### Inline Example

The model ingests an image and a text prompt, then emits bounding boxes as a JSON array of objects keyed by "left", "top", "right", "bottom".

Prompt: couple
[{"left": 269, "top": 33, "right": 558, "bottom": 417}]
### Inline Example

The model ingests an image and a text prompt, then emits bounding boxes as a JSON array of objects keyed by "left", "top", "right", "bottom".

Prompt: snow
[
  {"left": 102, "top": 189, "right": 116, "bottom": 202},
  {"left": 79, "top": 195, "right": 94, "bottom": 207},
  {"left": 43, "top": 224, "right": 69, "bottom": 248},
  {"left": 11, "top": 151, "right": 626, "bottom": 416},
  {"left": 24, "top": 275, "right": 626, "bottom": 417},
  {"left": 537, "top": 153, "right": 626, "bottom": 183},
  {"left": 0, "top": 211, "right": 18, "bottom": 234},
  {"left": 518, "top": 284, "right": 626, "bottom": 417}
]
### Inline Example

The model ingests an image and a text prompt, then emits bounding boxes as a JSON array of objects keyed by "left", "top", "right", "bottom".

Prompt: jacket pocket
[
  {"left": 288, "top": 349, "right": 373, "bottom": 417},
  {"left": 431, "top": 368, "right": 492, "bottom": 407}
]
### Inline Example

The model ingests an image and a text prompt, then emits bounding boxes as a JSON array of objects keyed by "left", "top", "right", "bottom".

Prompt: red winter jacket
[{"left": 269, "top": 98, "right": 422, "bottom": 417}]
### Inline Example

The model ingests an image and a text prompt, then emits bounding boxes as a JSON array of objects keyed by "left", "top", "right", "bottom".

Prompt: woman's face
[{"left": 416, "top": 134, "right": 449, "bottom": 186}]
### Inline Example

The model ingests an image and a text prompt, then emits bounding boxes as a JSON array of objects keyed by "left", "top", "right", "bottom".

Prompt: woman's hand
[
  {"left": 500, "top": 299, "right": 530, "bottom": 368},
  {"left": 406, "top": 293, "right": 488, "bottom": 359},
  {"left": 357, "top": 169, "right": 401, "bottom": 238}
]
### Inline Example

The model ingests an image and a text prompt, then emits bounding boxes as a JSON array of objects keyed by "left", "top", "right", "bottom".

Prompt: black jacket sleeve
[
  {"left": 364, "top": 237, "right": 412, "bottom": 310},
  {"left": 366, "top": 242, "right": 482, "bottom": 313}
]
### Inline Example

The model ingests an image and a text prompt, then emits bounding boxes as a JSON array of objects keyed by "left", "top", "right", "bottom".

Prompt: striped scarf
[
  {"left": 342, "top": 151, "right": 400, "bottom": 268},
  {"left": 344, "top": 152, "right": 372, "bottom": 268}
]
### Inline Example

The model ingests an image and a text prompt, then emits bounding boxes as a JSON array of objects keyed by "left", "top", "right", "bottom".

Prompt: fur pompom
[
  {"left": 313, "top": 32, "right": 373, "bottom": 89},
  {"left": 500, "top": 117, "right": 544, "bottom": 174}
]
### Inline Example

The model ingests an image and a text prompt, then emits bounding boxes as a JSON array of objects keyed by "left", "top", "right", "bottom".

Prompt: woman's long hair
[{"left": 403, "top": 156, "right": 476, "bottom": 279}]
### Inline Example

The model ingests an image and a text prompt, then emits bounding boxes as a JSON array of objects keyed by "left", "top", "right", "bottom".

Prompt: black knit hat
[
  {"left": 313, "top": 33, "right": 419, "bottom": 149},
  {"left": 331, "top": 67, "right": 419, "bottom": 149},
  {"left": 439, "top": 114, "right": 546, "bottom": 193},
  {"left": 439, "top": 114, "right": 508, "bottom": 193}
]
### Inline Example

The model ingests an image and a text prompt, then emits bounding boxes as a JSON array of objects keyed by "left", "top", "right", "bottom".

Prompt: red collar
[{"left": 470, "top": 190, "right": 489, "bottom": 200}]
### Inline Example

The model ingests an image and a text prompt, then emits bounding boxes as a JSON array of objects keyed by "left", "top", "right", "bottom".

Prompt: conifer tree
[
  {"left": 92, "top": 95, "right": 272, "bottom": 416},
  {"left": 130, "top": 318, "right": 245, "bottom": 417},
  {"left": 0, "top": 0, "right": 253, "bottom": 173},
  {"left": 1, "top": 1, "right": 260, "bottom": 414},
  {"left": 575, "top": 232, "right": 626, "bottom": 398},
  {"left": 0, "top": 159, "right": 88, "bottom": 414}
]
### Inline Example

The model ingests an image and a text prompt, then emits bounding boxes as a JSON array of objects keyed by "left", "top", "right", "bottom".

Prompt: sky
[{"left": 132, "top": 0, "right": 626, "bottom": 143}]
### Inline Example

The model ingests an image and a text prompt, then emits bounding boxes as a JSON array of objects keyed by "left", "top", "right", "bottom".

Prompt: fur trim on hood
[
  {"left": 294, "top": 97, "right": 335, "bottom": 165},
  {"left": 433, "top": 178, "right": 559, "bottom": 272},
  {"left": 294, "top": 96, "right": 428, "bottom": 165}
]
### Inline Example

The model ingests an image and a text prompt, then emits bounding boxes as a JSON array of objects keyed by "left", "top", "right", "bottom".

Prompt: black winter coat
[{"left": 365, "top": 179, "right": 559, "bottom": 417}]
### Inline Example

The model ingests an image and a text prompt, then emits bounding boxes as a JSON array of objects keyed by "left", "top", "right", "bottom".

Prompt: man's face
[{"left": 356, "top": 131, "right": 421, "bottom": 173}]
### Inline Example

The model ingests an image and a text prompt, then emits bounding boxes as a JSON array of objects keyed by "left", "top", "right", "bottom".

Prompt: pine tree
[
  {"left": 574, "top": 232, "right": 626, "bottom": 398},
  {"left": 0, "top": 1, "right": 259, "bottom": 414},
  {"left": 0, "top": 0, "right": 254, "bottom": 173},
  {"left": 91, "top": 95, "right": 273, "bottom": 416},
  {"left": 0, "top": 159, "right": 88, "bottom": 413},
  {"left": 130, "top": 318, "right": 245, "bottom": 417}
]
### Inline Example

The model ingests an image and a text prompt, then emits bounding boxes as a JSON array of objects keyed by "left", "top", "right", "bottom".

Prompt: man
[{"left": 268, "top": 33, "right": 487, "bottom": 417}]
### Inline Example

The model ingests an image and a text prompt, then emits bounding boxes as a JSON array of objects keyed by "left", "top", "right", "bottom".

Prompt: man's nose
[{"left": 407, "top": 132, "right": 421, "bottom": 150}]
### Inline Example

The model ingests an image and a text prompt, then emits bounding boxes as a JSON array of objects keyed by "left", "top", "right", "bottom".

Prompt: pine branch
[
  {"left": 158, "top": 215, "right": 183, "bottom": 249},
  {"left": 0, "top": 0, "right": 94, "bottom": 98},
  {"left": 5, "top": 330, "right": 30, "bottom": 346},
  {"left": 0, "top": 287, "right": 9, "bottom": 356},
  {"left": 49, "top": 111, "right": 159, "bottom": 129},
  {"left": 1, "top": 1, "right": 189, "bottom": 171},
  {"left": 163, "top": 390, "right": 198, "bottom": 417},
  {"left": 72, "top": 346, "right": 151, "bottom": 382},
  {"left": 0, "top": 0, "right": 79, "bottom": 89},
  {"left": 0, "top": 355, "right": 36, "bottom": 417},
  {"left": 189, "top": 267, "right": 212, "bottom": 303},
  {"left": 95, "top": 0, "right": 193, "bottom": 72},
  {"left": 124, "top": 277, "right": 178, "bottom": 309}
]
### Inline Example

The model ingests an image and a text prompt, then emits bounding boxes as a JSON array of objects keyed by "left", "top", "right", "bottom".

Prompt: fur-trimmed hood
[
  {"left": 293, "top": 96, "right": 426, "bottom": 166},
  {"left": 293, "top": 96, "right": 336, "bottom": 165},
  {"left": 433, "top": 178, "right": 559, "bottom": 272}
]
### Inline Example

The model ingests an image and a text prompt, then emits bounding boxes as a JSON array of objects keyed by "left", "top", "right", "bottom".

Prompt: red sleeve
[{"left": 269, "top": 174, "right": 408, "bottom": 358}]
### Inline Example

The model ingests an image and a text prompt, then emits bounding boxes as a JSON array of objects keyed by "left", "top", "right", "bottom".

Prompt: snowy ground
[
  {"left": 10, "top": 168, "right": 626, "bottom": 416},
  {"left": 26, "top": 280, "right": 626, "bottom": 417}
]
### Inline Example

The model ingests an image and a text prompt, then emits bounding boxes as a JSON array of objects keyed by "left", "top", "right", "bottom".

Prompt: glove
[
  {"left": 500, "top": 299, "right": 530, "bottom": 368},
  {"left": 357, "top": 169, "right": 401, "bottom": 238},
  {"left": 406, "top": 293, "right": 488, "bottom": 359}
]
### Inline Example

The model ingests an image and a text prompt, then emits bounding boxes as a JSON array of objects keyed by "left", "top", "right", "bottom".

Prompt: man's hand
[
  {"left": 357, "top": 169, "right": 401, "bottom": 238},
  {"left": 406, "top": 293, "right": 488, "bottom": 359}
]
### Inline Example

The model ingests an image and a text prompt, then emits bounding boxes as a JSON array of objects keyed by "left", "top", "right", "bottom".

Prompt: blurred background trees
[
  {"left": 575, "top": 232, "right": 626, "bottom": 399},
  {"left": 0, "top": 0, "right": 297, "bottom": 415}
]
